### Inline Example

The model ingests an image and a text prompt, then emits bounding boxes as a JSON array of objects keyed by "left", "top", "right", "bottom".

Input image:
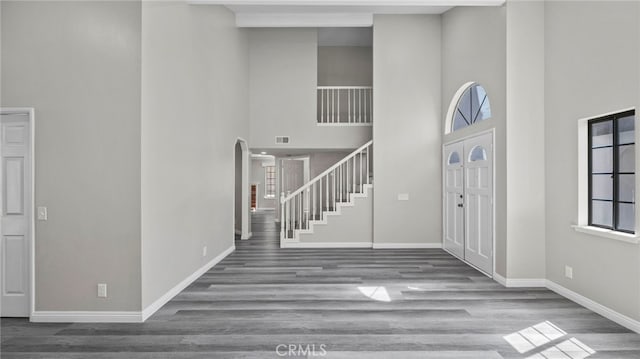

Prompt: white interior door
[
  {"left": 443, "top": 141, "right": 465, "bottom": 258},
  {"left": 1, "top": 113, "right": 32, "bottom": 317},
  {"left": 463, "top": 132, "right": 493, "bottom": 274},
  {"left": 281, "top": 159, "right": 304, "bottom": 194},
  {"left": 443, "top": 132, "right": 493, "bottom": 276}
]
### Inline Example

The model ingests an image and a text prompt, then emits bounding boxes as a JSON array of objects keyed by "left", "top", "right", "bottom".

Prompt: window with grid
[
  {"left": 264, "top": 165, "right": 276, "bottom": 198},
  {"left": 588, "top": 110, "right": 636, "bottom": 233}
]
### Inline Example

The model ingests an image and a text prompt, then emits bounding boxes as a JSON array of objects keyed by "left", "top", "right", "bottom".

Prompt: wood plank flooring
[{"left": 2, "top": 210, "right": 640, "bottom": 358}]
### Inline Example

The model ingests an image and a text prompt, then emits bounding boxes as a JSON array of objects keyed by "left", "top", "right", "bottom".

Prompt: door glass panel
[
  {"left": 591, "top": 147, "right": 613, "bottom": 173},
  {"left": 591, "top": 121, "right": 613, "bottom": 147},
  {"left": 617, "top": 203, "right": 635, "bottom": 232},
  {"left": 469, "top": 146, "right": 487, "bottom": 162},
  {"left": 591, "top": 174, "right": 612, "bottom": 200},
  {"left": 448, "top": 151, "right": 460, "bottom": 165},
  {"left": 617, "top": 115, "right": 635, "bottom": 145},
  {"left": 453, "top": 112, "right": 468, "bottom": 131},
  {"left": 618, "top": 145, "right": 635, "bottom": 173},
  {"left": 618, "top": 174, "right": 635, "bottom": 203},
  {"left": 456, "top": 88, "right": 472, "bottom": 125},
  {"left": 591, "top": 200, "right": 613, "bottom": 227},
  {"left": 471, "top": 85, "right": 491, "bottom": 122}
]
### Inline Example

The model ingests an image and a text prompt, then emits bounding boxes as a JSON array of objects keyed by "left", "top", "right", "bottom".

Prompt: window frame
[
  {"left": 445, "top": 82, "right": 492, "bottom": 134},
  {"left": 264, "top": 165, "right": 276, "bottom": 199},
  {"left": 587, "top": 110, "right": 635, "bottom": 234}
]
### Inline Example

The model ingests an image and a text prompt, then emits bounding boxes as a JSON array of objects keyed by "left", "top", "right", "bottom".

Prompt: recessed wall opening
[{"left": 317, "top": 27, "right": 373, "bottom": 125}]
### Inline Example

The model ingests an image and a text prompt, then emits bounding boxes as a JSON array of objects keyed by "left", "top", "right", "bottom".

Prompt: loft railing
[
  {"left": 280, "top": 140, "right": 373, "bottom": 241},
  {"left": 317, "top": 86, "right": 373, "bottom": 125}
]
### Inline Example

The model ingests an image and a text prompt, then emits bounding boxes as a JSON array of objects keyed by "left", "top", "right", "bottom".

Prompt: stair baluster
[{"left": 280, "top": 140, "right": 373, "bottom": 242}]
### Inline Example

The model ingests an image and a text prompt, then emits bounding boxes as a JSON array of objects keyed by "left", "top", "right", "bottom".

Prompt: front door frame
[
  {"left": 442, "top": 128, "right": 496, "bottom": 278},
  {"left": 0, "top": 107, "right": 35, "bottom": 319}
]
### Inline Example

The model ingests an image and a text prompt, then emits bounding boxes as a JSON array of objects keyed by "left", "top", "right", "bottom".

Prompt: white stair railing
[
  {"left": 280, "top": 140, "right": 373, "bottom": 241},
  {"left": 317, "top": 86, "right": 373, "bottom": 124}
]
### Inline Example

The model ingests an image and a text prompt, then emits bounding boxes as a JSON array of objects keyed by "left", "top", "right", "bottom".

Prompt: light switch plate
[
  {"left": 565, "top": 265, "right": 573, "bottom": 279},
  {"left": 97, "top": 283, "right": 107, "bottom": 298},
  {"left": 397, "top": 193, "right": 409, "bottom": 201},
  {"left": 37, "top": 207, "right": 48, "bottom": 221}
]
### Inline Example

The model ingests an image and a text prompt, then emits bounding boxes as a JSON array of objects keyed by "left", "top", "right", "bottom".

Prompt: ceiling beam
[
  {"left": 189, "top": 0, "right": 505, "bottom": 6},
  {"left": 235, "top": 12, "right": 373, "bottom": 27}
]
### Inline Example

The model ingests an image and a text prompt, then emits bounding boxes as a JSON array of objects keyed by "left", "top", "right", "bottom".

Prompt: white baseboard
[
  {"left": 493, "top": 273, "right": 546, "bottom": 288},
  {"left": 546, "top": 280, "right": 640, "bottom": 334},
  {"left": 372, "top": 243, "right": 442, "bottom": 249},
  {"left": 31, "top": 311, "right": 142, "bottom": 323},
  {"left": 493, "top": 273, "right": 507, "bottom": 286},
  {"left": 281, "top": 241, "right": 372, "bottom": 248},
  {"left": 141, "top": 244, "right": 235, "bottom": 321}
]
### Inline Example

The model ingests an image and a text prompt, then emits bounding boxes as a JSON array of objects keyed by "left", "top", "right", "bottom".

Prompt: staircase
[{"left": 280, "top": 140, "right": 373, "bottom": 247}]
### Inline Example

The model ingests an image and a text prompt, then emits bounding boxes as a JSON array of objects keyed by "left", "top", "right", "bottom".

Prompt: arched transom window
[{"left": 448, "top": 83, "right": 492, "bottom": 133}]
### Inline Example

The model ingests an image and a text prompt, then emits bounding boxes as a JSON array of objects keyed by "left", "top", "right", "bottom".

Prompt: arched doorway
[{"left": 234, "top": 138, "right": 251, "bottom": 240}]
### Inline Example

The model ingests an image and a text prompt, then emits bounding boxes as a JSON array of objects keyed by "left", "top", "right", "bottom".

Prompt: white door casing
[
  {"left": 1, "top": 112, "right": 32, "bottom": 317},
  {"left": 463, "top": 132, "right": 493, "bottom": 275},
  {"left": 442, "top": 131, "right": 494, "bottom": 276},
  {"left": 443, "top": 141, "right": 464, "bottom": 258}
]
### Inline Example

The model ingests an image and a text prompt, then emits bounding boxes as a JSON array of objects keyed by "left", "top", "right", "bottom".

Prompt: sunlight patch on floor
[
  {"left": 504, "top": 321, "right": 596, "bottom": 359},
  {"left": 358, "top": 286, "right": 391, "bottom": 302}
]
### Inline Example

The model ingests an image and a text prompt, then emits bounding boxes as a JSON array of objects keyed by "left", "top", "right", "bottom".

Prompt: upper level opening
[{"left": 317, "top": 27, "right": 373, "bottom": 126}]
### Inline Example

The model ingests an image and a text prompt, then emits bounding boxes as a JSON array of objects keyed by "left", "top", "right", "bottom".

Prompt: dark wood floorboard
[{"left": 2, "top": 209, "right": 640, "bottom": 358}]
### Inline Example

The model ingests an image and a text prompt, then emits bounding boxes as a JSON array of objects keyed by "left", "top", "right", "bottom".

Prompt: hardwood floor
[{"left": 2, "top": 209, "right": 640, "bottom": 358}]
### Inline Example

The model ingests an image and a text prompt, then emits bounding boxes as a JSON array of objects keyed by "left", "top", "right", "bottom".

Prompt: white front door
[
  {"left": 443, "top": 141, "right": 464, "bottom": 258},
  {"left": 463, "top": 133, "right": 493, "bottom": 274},
  {"left": 0, "top": 113, "right": 32, "bottom": 317},
  {"left": 443, "top": 132, "right": 493, "bottom": 276}
]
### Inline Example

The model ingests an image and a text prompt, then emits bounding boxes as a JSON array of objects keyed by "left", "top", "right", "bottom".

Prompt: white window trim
[
  {"left": 574, "top": 107, "right": 639, "bottom": 244},
  {"left": 263, "top": 163, "right": 276, "bottom": 199}
]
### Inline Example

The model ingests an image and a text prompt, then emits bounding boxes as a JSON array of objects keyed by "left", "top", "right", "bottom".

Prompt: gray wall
[
  {"left": 251, "top": 158, "right": 277, "bottom": 209},
  {"left": 298, "top": 189, "right": 373, "bottom": 244},
  {"left": 140, "top": 2, "right": 249, "bottom": 308},
  {"left": 505, "top": 0, "right": 546, "bottom": 280},
  {"left": 249, "top": 28, "right": 371, "bottom": 150},
  {"left": 309, "top": 152, "right": 351, "bottom": 178},
  {"left": 317, "top": 46, "right": 373, "bottom": 86},
  {"left": 441, "top": 6, "right": 507, "bottom": 274},
  {"left": 544, "top": 0, "right": 640, "bottom": 320},
  {"left": 373, "top": 15, "right": 442, "bottom": 246},
  {"left": 1, "top": 0, "right": 142, "bottom": 311}
]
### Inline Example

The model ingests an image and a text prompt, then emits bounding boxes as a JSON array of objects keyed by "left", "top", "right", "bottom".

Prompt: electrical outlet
[
  {"left": 565, "top": 265, "right": 573, "bottom": 279},
  {"left": 397, "top": 193, "right": 409, "bottom": 201},
  {"left": 37, "top": 207, "right": 48, "bottom": 221},
  {"left": 202, "top": 246, "right": 207, "bottom": 257},
  {"left": 97, "top": 283, "right": 107, "bottom": 298}
]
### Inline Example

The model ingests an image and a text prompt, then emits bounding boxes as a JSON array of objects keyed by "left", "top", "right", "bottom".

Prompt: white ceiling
[{"left": 188, "top": 0, "right": 506, "bottom": 27}]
